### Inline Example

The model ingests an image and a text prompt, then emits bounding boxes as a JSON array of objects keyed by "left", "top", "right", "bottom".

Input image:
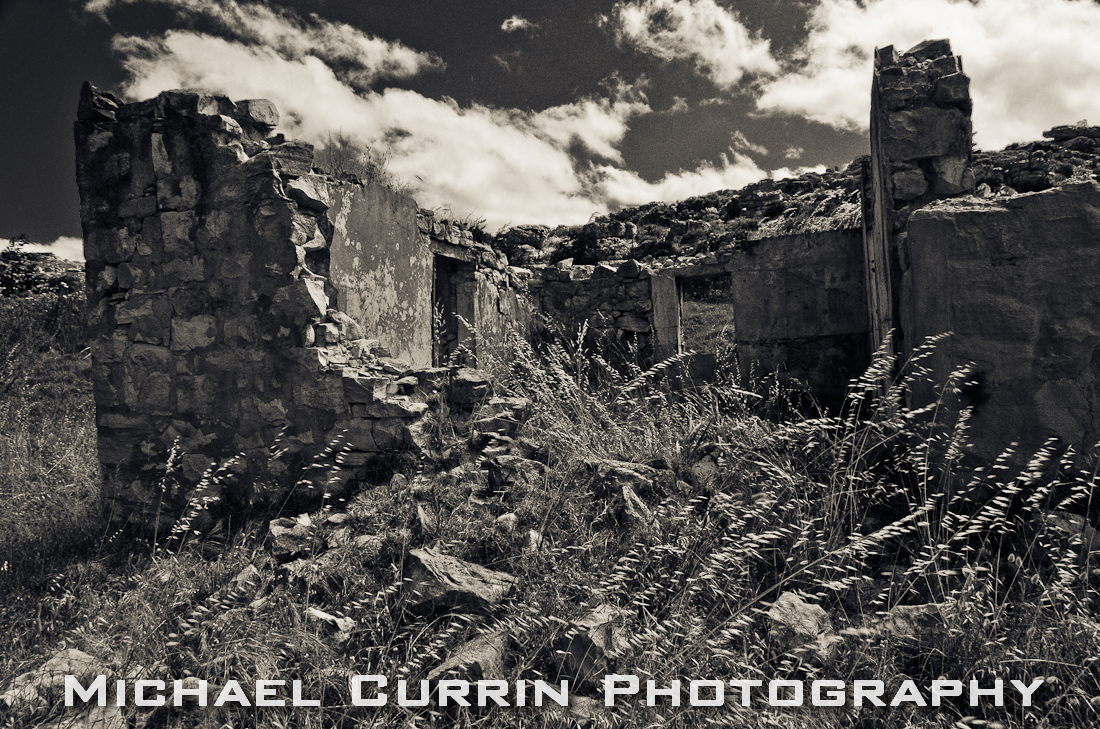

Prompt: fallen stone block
[
  {"left": 403, "top": 547, "right": 517, "bottom": 611},
  {"left": 767, "top": 592, "right": 836, "bottom": 662},
  {"left": 560, "top": 604, "right": 633, "bottom": 687},
  {"left": 427, "top": 630, "right": 508, "bottom": 682}
]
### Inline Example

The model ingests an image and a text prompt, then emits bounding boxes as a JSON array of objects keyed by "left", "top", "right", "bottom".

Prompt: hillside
[{"left": 490, "top": 126, "right": 1100, "bottom": 267}]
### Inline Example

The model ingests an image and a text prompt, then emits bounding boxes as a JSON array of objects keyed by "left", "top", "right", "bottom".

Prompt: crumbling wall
[
  {"left": 528, "top": 260, "right": 655, "bottom": 355},
  {"left": 329, "top": 184, "right": 430, "bottom": 366},
  {"left": 525, "top": 229, "right": 868, "bottom": 404},
  {"left": 75, "top": 85, "right": 522, "bottom": 530},
  {"left": 866, "top": 39, "right": 974, "bottom": 354},
  {"left": 903, "top": 181, "right": 1100, "bottom": 459}
]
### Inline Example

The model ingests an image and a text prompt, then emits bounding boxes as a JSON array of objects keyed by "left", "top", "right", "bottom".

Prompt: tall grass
[{"left": 3, "top": 316, "right": 1100, "bottom": 728}]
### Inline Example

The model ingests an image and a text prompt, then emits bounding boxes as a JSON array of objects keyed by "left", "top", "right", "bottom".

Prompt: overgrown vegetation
[
  {"left": 3, "top": 255, "right": 1100, "bottom": 727},
  {"left": 313, "top": 131, "right": 411, "bottom": 195}
]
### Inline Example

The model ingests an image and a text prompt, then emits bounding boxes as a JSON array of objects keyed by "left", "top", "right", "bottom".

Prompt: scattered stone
[
  {"left": 561, "top": 604, "right": 633, "bottom": 687},
  {"left": 268, "top": 514, "right": 314, "bottom": 562},
  {"left": 447, "top": 368, "right": 493, "bottom": 405},
  {"left": 495, "top": 512, "right": 519, "bottom": 532},
  {"left": 306, "top": 606, "right": 356, "bottom": 634},
  {"left": 621, "top": 484, "right": 655, "bottom": 531},
  {"left": 872, "top": 603, "right": 949, "bottom": 640},
  {"left": 523, "top": 529, "right": 543, "bottom": 554},
  {"left": 487, "top": 455, "right": 547, "bottom": 495},
  {"left": 767, "top": 592, "right": 836, "bottom": 662},
  {"left": 426, "top": 630, "right": 508, "bottom": 682},
  {"left": 403, "top": 547, "right": 517, "bottom": 611},
  {"left": 1, "top": 648, "right": 106, "bottom": 711}
]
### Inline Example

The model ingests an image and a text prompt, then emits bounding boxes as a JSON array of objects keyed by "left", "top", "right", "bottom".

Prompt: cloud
[
  {"left": 501, "top": 15, "right": 537, "bottom": 33},
  {"left": 87, "top": 0, "right": 441, "bottom": 88},
  {"left": 756, "top": 0, "right": 1100, "bottom": 148},
  {"left": 770, "top": 164, "right": 827, "bottom": 181},
  {"left": 783, "top": 146, "right": 804, "bottom": 160},
  {"left": 94, "top": 0, "right": 773, "bottom": 229},
  {"left": 608, "top": 0, "right": 779, "bottom": 88},
  {"left": 666, "top": 96, "right": 690, "bottom": 114},
  {"left": 598, "top": 150, "right": 767, "bottom": 208},
  {"left": 731, "top": 130, "right": 768, "bottom": 156},
  {"left": 22, "top": 236, "right": 85, "bottom": 263},
  {"left": 493, "top": 50, "right": 522, "bottom": 73}
]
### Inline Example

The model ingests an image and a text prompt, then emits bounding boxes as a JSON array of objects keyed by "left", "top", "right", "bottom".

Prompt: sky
[{"left": 4, "top": 0, "right": 1100, "bottom": 262}]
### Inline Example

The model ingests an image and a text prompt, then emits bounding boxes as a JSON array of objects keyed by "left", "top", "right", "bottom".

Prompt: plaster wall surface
[
  {"left": 329, "top": 184, "right": 430, "bottom": 367},
  {"left": 903, "top": 180, "right": 1100, "bottom": 459}
]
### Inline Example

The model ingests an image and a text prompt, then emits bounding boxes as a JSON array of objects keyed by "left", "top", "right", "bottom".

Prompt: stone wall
[
  {"left": 902, "top": 181, "right": 1100, "bottom": 460},
  {"left": 866, "top": 39, "right": 974, "bottom": 354},
  {"left": 525, "top": 228, "right": 867, "bottom": 405},
  {"left": 75, "top": 84, "right": 528, "bottom": 529},
  {"left": 528, "top": 259, "right": 655, "bottom": 355}
]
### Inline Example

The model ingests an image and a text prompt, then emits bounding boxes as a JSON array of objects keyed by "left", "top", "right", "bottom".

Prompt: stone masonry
[
  {"left": 76, "top": 36, "right": 1100, "bottom": 526},
  {"left": 864, "top": 39, "right": 974, "bottom": 354},
  {"left": 75, "top": 83, "right": 526, "bottom": 531}
]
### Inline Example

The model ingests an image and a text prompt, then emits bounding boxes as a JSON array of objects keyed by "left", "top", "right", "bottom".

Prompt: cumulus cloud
[
  {"left": 87, "top": 0, "right": 440, "bottom": 88},
  {"left": 731, "top": 130, "right": 767, "bottom": 156},
  {"left": 609, "top": 0, "right": 779, "bottom": 88},
  {"left": 22, "top": 236, "right": 85, "bottom": 262},
  {"left": 598, "top": 150, "right": 767, "bottom": 208},
  {"left": 783, "top": 146, "right": 804, "bottom": 160},
  {"left": 756, "top": 0, "right": 1100, "bottom": 148},
  {"left": 90, "top": 0, "right": 776, "bottom": 228},
  {"left": 501, "top": 15, "right": 537, "bottom": 33},
  {"left": 98, "top": 1, "right": 768, "bottom": 228}
]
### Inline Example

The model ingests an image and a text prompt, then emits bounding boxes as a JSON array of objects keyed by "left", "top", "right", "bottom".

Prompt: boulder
[
  {"left": 1, "top": 648, "right": 105, "bottom": 712},
  {"left": 767, "top": 592, "right": 836, "bottom": 662},
  {"left": 560, "top": 605, "right": 633, "bottom": 687},
  {"left": 403, "top": 547, "right": 517, "bottom": 611}
]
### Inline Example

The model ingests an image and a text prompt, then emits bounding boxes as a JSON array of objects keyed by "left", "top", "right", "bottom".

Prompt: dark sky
[{"left": 2, "top": 0, "right": 1098, "bottom": 256}]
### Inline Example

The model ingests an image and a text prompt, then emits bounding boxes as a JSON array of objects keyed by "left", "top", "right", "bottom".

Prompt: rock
[
  {"left": 447, "top": 368, "right": 493, "bottom": 405},
  {"left": 587, "top": 458, "right": 670, "bottom": 500},
  {"left": 523, "top": 529, "right": 543, "bottom": 553},
  {"left": 555, "top": 694, "right": 607, "bottom": 724},
  {"left": 561, "top": 604, "right": 633, "bottom": 687},
  {"left": 690, "top": 456, "right": 719, "bottom": 487},
  {"left": 1, "top": 648, "right": 105, "bottom": 711},
  {"left": 328, "top": 311, "right": 364, "bottom": 341},
  {"left": 471, "top": 396, "right": 531, "bottom": 439},
  {"left": 236, "top": 98, "right": 279, "bottom": 128},
  {"left": 891, "top": 168, "right": 927, "bottom": 200},
  {"left": 403, "top": 547, "right": 517, "bottom": 611},
  {"left": 495, "top": 512, "right": 519, "bottom": 532},
  {"left": 1044, "top": 125, "right": 1100, "bottom": 141},
  {"left": 286, "top": 175, "right": 331, "bottom": 213},
  {"left": 767, "top": 592, "right": 836, "bottom": 662},
  {"left": 306, "top": 606, "right": 356, "bottom": 634},
  {"left": 342, "top": 372, "right": 389, "bottom": 403},
  {"left": 872, "top": 603, "right": 948, "bottom": 639},
  {"left": 268, "top": 514, "right": 314, "bottom": 562},
  {"left": 37, "top": 704, "right": 125, "bottom": 729},
  {"left": 1034, "top": 510, "right": 1100, "bottom": 555},
  {"left": 621, "top": 484, "right": 655, "bottom": 531},
  {"left": 426, "top": 630, "right": 508, "bottom": 681},
  {"left": 487, "top": 455, "right": 547, "bottom": 494},
  {"left": 262, "top": 140, "right": 315, "bottom": 177}
]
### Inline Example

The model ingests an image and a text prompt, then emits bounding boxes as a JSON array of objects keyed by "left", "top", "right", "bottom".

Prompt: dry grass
[{"left": 2, "top": 296, "right": 1100, "bottom": 728}]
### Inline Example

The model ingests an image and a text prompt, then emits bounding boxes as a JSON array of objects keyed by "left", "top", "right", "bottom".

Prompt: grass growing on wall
[{"left": 1, "top": 287, "right": 1100, "bottom": 727}]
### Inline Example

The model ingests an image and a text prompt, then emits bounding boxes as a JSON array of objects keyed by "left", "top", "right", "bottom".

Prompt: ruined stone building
[{"left": 75, "top": 39, "right": 1100, "bottom": 527}]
